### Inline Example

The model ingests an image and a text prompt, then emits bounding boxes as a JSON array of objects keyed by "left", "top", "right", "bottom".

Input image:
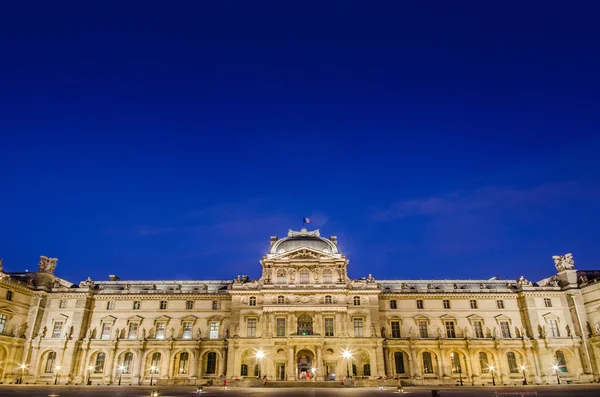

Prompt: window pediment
[
  {"left": 440, "top": 314, "right": 456, "bottom": 321},
  {"left": 127, "top": 315, "right": 144, "bottom": 323},
  {"left": 494, "top": 314, "right": 512, "bottom": 324},
  {"left": 154, "top": 315, "right": 171, "bottom": 323},
  {"left": 542, "top": 312, "right": 560, "bottom": 321},
  {"left": 181, "top": 315, "right": 197, "bottom": 323},
  {"left": 101, "top": 315, "right": 116, "bottom": 323},
  {"left": 413, "top": 315, "right": 430, "bottom": 323},
  {"left": 467, "top": 314, "right": 484, "bottom": 324}
]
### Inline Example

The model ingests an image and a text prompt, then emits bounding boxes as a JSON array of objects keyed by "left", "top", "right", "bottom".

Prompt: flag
[{"left": 303, "top": 217, "right": 312, "bottom": 224}]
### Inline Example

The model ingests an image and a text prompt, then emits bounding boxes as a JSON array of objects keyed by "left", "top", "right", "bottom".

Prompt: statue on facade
[
  {"left": 124, "top": 283, "right": 131, "bottom": 290},
  {"left": 437, "top": 327, "right": 443, "bottom": 339},
  {"left": 141, "top": 327, "right": 146, "bottom": 340},
  {"left": 13, "top": 324, "right": 22, "bottom": 337},
  {"left": 169, "top": 328, "right": 175, "bottom": 340},
  {"left": 53, "top": 279, "right": 61, "bottom": 288},
  {"left": 595, "top": 322, "right": 600, "bottom": 334},
  {"left": 27, "top": 277, "right": 34, "bottom": 288},
  {"left": 224, "top": 327, "right": 229, "bottom": 338},
  {"left": 579, "top": 275, "right": 588, "bottom": 285},
  {"left": 114, "top": 328, "right": 120, "bottom": 340},
  {"left": 367, "top": 274, "right": 375, "bottom": 283},
  {"left": 370, "top": 324, "right": 377, "bottom": 337},
  {"left": 38, "top": 256, "right": 58, "bottom": 273},
  {"left": 64, "top": 325, "right": 73, "bottom": 339},
  {"left": 234, "top": 323, "right": 240, "bottom": 336},
  {"left": 517, "top": 276, "right": 532, "bottom": 287},
  {"left": 408, "top": 327, "right": 416, "bottom": 338},
  {"left": 566, "top": 325, "right": 572, "bottom": 338},
  {"left": 381, "top": 327, "right": 386, "bottom": 338},
  {"left": 553, "top": 253, "right": 575, "bottom": 272}
]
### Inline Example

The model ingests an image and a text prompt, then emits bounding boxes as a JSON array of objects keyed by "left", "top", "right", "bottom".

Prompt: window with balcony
[
  {"left": 297, "top": 314, "right": 313, "bottom": 335},
  {"left": 276, "top": 318, "right": 286, "bottom": 336},
  {"left": 325, "top": 318, "right": 334, "bottom": 336},
  {"left": 52, "top": 321, "right": 63, "bottom": 338},
  {"left": 391, "top": 321, "right": 401, "bottom": 338},
  {"left": 247, "top": 318, "right": 257, "bottom": 337},
  {"left": 183, "top": 322, "right": 193, "bottom": 339},
  {"left": 354, "top": 318, "right": 364, "bottom": 337},
  {"left": 210, "top": 321, "right": 219, "bottom": 339}
]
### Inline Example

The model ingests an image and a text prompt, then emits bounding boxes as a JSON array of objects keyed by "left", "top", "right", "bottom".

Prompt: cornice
[{"left": 93, "top": 294, "right": 231, "bottom": 300}]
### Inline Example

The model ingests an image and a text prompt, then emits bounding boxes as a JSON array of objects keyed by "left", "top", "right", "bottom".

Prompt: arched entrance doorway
[{"left": 296, "top": 349, "right": 314, "bottom": 379}]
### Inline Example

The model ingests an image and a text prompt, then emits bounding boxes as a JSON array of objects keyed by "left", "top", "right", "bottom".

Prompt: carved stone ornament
[
  {"left": 553, "top": 253, "right": 575, "bottom": 272},
  {"left": 38, "top": 256, "right": 58, "bottom": 273},
  {"left": 287, "top": 228, "right": 320, "bottom": 238},
  {"left": 285, "top": 249, "right": 320, "bottom": 259}
]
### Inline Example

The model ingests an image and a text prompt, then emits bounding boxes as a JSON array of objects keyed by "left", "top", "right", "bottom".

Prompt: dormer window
[
  {"left": 353, "top": 296, "right": 361, "bottom": 306},
  {"left": 249, "top": 297, "right": 256, "bottom": 306}
]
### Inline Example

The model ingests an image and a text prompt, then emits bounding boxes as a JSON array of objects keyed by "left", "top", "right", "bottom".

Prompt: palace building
[{"left": 1, "top": 228, "right": 600, "bottom": 386}]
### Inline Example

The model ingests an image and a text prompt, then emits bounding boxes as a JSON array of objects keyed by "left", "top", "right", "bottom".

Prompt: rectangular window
[
  {"left": 210, "top": 321, "right": 220, "bottom": 339},
  {"left": 324, "top": 295, "right": 332, "bottom": 304},
  {"left": 183, "top": 322, "right": 193, "bottom": 339},
  {"left": 52, "top": 321, "right": 63, "bottom": 338},
  {"left": 443, "top": 299, "right": 451, "bottom": 309},
  {"left": 418, "top": 321, "right": 428, "bottom": 338},
  {"left": 445, "top": 321, "right": 456, "bottom": 338},
  {"left": 474, "top": 321, "right": 484, "bottom": 338},
  {"left": 548, "top": 319, "right": 560, "bottom": 337},
  {"left": 212, "top": 300, "right": 220, "bottom": 310},
  {"left": 6, "top": 290, "right": 13, "bottom": 301},
  {"left": 178, "top": 352, "right": 189, "bottom": 374},
  {"left": 353, "top": 296, "right": 361, "bottom": 306},
  {"left": 394, "top": 352, "right": 405, "bottom": 374},
  {"left": 107, "top": 301, "right": 115, "bottom": 310},
  {"left": 101, "top": 323, "right": 111, "bottom": 339},
  {"left": 500, "top": 321, "right": 511, "bottom": 338},
  {"left": 324, "top": 318, "right": 334, "bottom": 337},
  {"left": 416, "top": 299, "right": 424, "bottom": 309},
  {"left": 160, "top": 301, "right": 167, "bottom": 310},
  {"left": 496, "top": 300, "right": 505, "bottom": 309},
  {"left": 390, "top": 300, "right": 397, "bottom": 309},
  {"left": 186, "top": 300, "right": 194, "bottom": 310},
  {"left": 45, "top": 352, "right": 57, "bottom": 373},
  {"left": 59, "top": 299, "right": 67, "bottom": 308},
  {"left": 247, "top": 319, "right": 257, "bottom": 337},
  {"left": 276, "top": 318, "right": 286, "bottom": 337},
  {"left": 94, "top": 352, "right": 105, "bottom": 373},
  {"left": 470, "top": 300, "right": 477, "bottom": 309},
  {"left": 133, "top": 301, "right": 141, "bottom": 310},
  {"left": 122, "top": 353, "right": 133, "bottom": 374},
  {"left": 156, "top": 322, "right": 166, "bottom": 339},
  {"left": 299, "top": 270, "right": 309, "bottom": 284},
  {"left": 544, "top": 298, "right": 552, "bottom": 308},
  {"left": 0, "top": 314, "right": 7, "bottom": 333},
  {"left": 354, "top": 318, "right": 364, "bottom": 337},
  {"left": 391, "top": 321, "right": 401, "bottom": 338},
  {"left": 423, "top": 352, "right": 434, "bottom": 374},
  {"left": 206, "top": 352, "right": 217, "bottom": 374},
  {"left": 128, "top": 322, "right": 138, "bottom": 339}
]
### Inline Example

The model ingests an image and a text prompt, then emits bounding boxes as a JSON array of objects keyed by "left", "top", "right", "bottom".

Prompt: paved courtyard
[{"left": 1, "top": 385, "right": 600, "bottom": 397}]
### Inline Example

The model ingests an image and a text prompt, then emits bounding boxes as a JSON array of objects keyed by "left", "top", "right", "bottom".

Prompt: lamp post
[
  {"left": 553, "top": 364, "right": 561, "bottom": 384},
  {"left": 54, "top": 365, "right": 61, "bottom": 385},
  {"left": 311, "top": 367, "right": 316, "bottom": 381},
  {"left": 118, "top": 365, "right": 125, "bottom": 386},
  {"left": 520, "top": 365, "right": 527, "bottom": 385},
  {"left": 19, "top": 364, "right": 26, "bottom": 384},
  {"left": 342, "top": 350, "right": 352, "bottom": 379},
  {"left": 489, "top": 365, "right": 496, "bottom": 386},
  {"left": 87, "top": 365, "right": 94, "bottom": 385},
  {"left": 450, "top": 352, "right": 463, "bottom": 386},
  {"left": 256, "top": 350, "right": 265, "bottom": 379},
  {"left": 150, "top": 365, "right": 157, "bottom": 386}
]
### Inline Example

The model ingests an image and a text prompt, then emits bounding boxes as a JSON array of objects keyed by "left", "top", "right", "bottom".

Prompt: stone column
[
  {"left": 316, "top": 346, "right": 323, "bottom": 380},
  {"left": 408, "top": 345, "right": 418, "bottom": 380},
  {"left": 288, "top": 346, "right": 295, "bottom": 380},
  {"left": 383, "top": 347, "right": 390, "bottom": 376},
  {"left": 438, "top": 347, "right": 447, "bottom": 380}
]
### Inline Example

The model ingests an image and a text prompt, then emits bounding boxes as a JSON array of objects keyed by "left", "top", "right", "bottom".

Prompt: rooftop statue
[
  {"left": 553, "top": 253, "right": 575, "bottom": 272},
  {"left": 38, "top": 256, "right": 58, "bottom": 273}
]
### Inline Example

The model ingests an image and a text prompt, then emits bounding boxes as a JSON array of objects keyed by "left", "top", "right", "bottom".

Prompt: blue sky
[{"left": 1, "top": 1, "right": 599, "bottom": 283}]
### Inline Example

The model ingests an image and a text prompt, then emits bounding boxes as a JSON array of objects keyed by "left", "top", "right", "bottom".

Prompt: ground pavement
[{"left": 1, "top": 385, "right": 600, "bottom": 397}]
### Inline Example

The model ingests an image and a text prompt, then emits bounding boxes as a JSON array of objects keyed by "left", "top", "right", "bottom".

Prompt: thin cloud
[{"left": 372, "top": 181, "right": 593, "bottom": 220}]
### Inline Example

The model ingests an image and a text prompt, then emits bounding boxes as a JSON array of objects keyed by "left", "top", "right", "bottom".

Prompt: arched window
[
  {"left": 122, "top": 352, "right": 133, "bottom": 374},
  {"left": 178, "top": 352, "right": 189, "bottom": 374},
  {"left": 299, "top": 269, "right": 310, "bottom": 284},
  {"left": 94, "top": 352, "right": 106, "bottom": 373},
  {"left": 394, "top": 352, "right": 405, "bottom": 374},
  {"left": 254, "top": 364, "right": 260, "bottom": 377},
  {"left": 277, "top": 269, "right": 286, "bottom": 284},
  {"left": 352, "top": 364, "right": 357, "bottom": 376},
  {"left": 44, "top": 351, "right": 57, "bottom": 373},
  {"left": 206, "top": 352, "right": 217, "bottom": 374},
  {"left": 297, "top": 314, "right": 313, "bottom": 335},
  {"left": 506, "top": 352, "right": 518, "bottom": 373},
  {"left": 150, "top": 352, "right": 161, "bottom": 374},
  {"left": 363, "top": 364, "right": 371, "bottom": 376},
  {"left": 241, "top": 364, "right": 248, "bottom": 376},
  {"left": 450, "top": 352, "right": 462, "bottom": 374},
  {"left": 479, "top": 352, "right": 490, "bottom": 373},
  {"left": 325, "top": 295, "right": 332, "bottom": 304},
  {"left": 555, "top": 350, "right": 567, "bottom": 372},
  {"left": 249, "top": 297, "right": 256, "bottom": 306},
  {"left": 353, "top": 296, "right": 361, "bottom": 306},
  {"left": 422, "top": 352, "right": 434, "bottom": 374},
  {"left": 322, "top": 269, "right": 332, "bottom": 284},
  {"left": 277, "top": 296, "right": 285, "bottom": 304}
]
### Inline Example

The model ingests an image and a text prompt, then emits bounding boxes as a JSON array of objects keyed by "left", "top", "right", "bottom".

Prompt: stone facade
[{"left": 1, "top": 229, "right": 600, "bottom": 385}]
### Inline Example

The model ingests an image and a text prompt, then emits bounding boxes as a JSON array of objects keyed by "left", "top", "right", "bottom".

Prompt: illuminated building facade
[{"left": 1, "top": 229, "right": 600, "bottom": 385}]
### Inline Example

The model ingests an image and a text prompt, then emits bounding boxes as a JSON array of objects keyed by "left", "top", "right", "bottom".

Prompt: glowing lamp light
[
  {"left": 119, "top": 365, "right": 125, "bottom": 371},
  {"left": 256, "top": 350, "right": 265, "bottom": 359},
  {"left": 488, "top": 365, "right": 495, "bottom": 371},
  {"left": 342, "top": 350, "right": 352, "bottom": 359},
  {"left": 55, "top": 365, "right": 62, "bottom": 371},
  {"left": 19, "top": 364, "right": 27, "bottom": 369},
  {"left": 88, "top": 365, "right": 95, "bottom": 370},
  {"left": 311, "top": 367, "right": 316, "bottom": 374},
  {"left": 520, "top": 365, "right": 526, "bottom": 371},
  {"left": 553, "top": 364, "right": 559, "bottom": 371}
]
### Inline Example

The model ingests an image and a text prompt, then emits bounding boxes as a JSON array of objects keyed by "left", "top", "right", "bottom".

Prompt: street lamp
[
  {"left": 311, "top": 367, "right": 316, "bottom": 381},
  {"left": 450, "top": 352, "right": 463, "bottom": 386},
  {"left": 553, "top": 364, "right": 561, "bottom": 384},
  {"left": 87, "top": 365, "right": 94, "bottom": 385},
  {"left": 118, "top": 365, "right": 125, "bottom": 386},
  {"left": 19, "top": 364, "right": 26, "bottom": 384},
  {"left": 54, "top": 365, "right": 61, "bottom": 385},
  {"left": 150, "top": 365, "right": 157, "bottom": 386},
  {"left": 520, "top": 365, "right": 527, "bottom": 385},
  {"left": 342, "top": 350, "right": 352, "bottom": 379},
  {"left": 256, "top": 350, "right": 265, "bottom": 379},
  {"left": 489, "top": 365, "right": 496, "bottom": 386}
]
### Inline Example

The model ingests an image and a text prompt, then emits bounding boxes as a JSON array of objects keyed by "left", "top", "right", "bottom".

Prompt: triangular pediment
[
  {"left": 155, "top": 315, "right": 171, "bottom": 322},
  {"left": 101, "top": 315, "right": 117, "bottom": 323},
  {"left": 494, "top": 314, "right": 512, "bottom": 323},
  {"left": 181, "top": 315, "right": 197, "bottom": 322},
  {"left": 272, "top": 247, "right": 336, "bottom": 260},
  {"left": 127, "top": 315, "right": 144, "bottom": 322}
]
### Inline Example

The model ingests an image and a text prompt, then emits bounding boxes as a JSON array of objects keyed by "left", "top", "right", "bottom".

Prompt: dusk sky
[{"left": 1, "top": 2, "right": 599, "bottom": 284}]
